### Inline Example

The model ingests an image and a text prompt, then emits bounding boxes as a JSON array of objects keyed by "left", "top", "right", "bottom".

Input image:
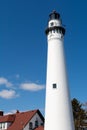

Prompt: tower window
[
  {"left": 53, "top": 29, "right": 55, "bottom": 33},
  {"left": 50, "top": 22, "right": 54, "bottom": 26},
  {"left": 57, "top": 29, "right": 59, "bottom": 33},
  {"left": 49, "top": 30, "right": 52, "bottom": 34},
  {"left": 55, "top": 29, "right": 57, "bottom": 33},
  {"left": 53, "top": 84, "right": 57, "bottom": 88}
]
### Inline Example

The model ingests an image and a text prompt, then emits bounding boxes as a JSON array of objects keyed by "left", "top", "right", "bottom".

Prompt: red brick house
[{"left": 0, "top": 110, "right": 44, "bottom": 130}]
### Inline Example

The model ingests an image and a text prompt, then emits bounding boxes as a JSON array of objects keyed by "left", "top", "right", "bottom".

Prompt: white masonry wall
[{"left": 45, "top": 12, "right": 75, "bottom": 130}]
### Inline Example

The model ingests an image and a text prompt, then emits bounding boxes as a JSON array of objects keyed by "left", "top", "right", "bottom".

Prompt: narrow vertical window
[
  {"left": 29, "top": 122, "right": 33, "bottom": 130},
  {"left": 55, "top": 29, "right": 57, "bottom": 33},
  {"left": 53, "top": 29, "right": 55, "bottom": 33},
  {"left": 3, "top": 123, "right": 5, "bottom": 129},
  {"left": 57, "top": 29, "right": 59, "bottom": 33},
  {"left": 35, "top": 119, "right": 38, "bottom": 128}
]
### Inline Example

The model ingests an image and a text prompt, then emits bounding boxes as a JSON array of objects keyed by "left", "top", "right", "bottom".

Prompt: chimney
[
  {"left": 0, "top": 111, "right": 4, "bottom": 116},
  {"left": 16, "top": 110, "right": 20, "bottom": 114}
]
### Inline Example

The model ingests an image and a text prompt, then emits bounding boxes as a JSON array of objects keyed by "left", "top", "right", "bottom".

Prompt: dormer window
[
  {"left": 41, "top": 123, "right": 44, "bottom": 126},
  {"left": 35, "top": 119, "right": 38, "bottom": 128},
  {"left": 29, "top": 122, "right": 33, "bottom": 130}
]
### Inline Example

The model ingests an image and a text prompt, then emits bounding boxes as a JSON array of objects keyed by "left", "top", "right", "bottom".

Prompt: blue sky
[{"left": 0, "top": 0, "right": 87, "bottom": 115}]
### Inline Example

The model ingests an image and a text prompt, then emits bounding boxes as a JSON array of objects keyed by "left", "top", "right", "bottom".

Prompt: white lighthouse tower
[{"left": 44, "top": 10, "right": 75, "bottom": 130}]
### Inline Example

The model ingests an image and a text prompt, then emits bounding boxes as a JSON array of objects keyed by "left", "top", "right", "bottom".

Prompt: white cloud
[
  {"left": 20, "top": 83, "right": 45, "bottom": 91},
  {"left": 0, "top": 77, "right": 13, "bottom": 87},
  {"left": 4, "top": 110, "right": 17, "bottom": 115},
  {"left": 0, "top": 90, "right": 19, "bottom": 99}
]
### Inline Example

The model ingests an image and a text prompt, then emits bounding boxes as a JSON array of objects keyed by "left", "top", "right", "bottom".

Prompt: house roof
[
  {"left": 0, "top": 109, "right": 44, "bottom": 130},
  {"left": 0, "top": 114, "right": 15, "bottom": 123},
  {"left": 34, "top": 126, "right": 44, "bottom": 130}
]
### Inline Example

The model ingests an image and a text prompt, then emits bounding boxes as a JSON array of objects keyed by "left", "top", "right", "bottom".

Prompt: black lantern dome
[{"left": 49, "top": 10, "right": 60, "bottom": 21}]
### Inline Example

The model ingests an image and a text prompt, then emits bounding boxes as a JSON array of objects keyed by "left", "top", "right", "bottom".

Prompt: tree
[{"left": 72, "top": 98, "right": 86, "bottom": 130}]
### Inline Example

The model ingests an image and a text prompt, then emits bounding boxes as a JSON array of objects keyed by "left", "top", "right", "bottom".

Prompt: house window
[
  {"left": 53, "top": 83, "right": 57, "bottom": 88},
  {"left": 29, "top": 122, "right": 33, "bottom": 130},
  {"left": 35, "top": 119, "right": 38, "bottom": 128},
  {"left": 2, "top": 123, "right": 5, "bottom": 129},
  {"left": 41, "top": 123, "right": 44, "bottom": 126}
]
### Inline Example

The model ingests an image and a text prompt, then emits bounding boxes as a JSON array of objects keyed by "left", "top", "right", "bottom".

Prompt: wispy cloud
[
  {"left": 0, "top": 77, "right": 13, "bottom": 87},
  {"left": 20, "top": 83, "right": 45, "bottom": 91},
  {"left": 0, "top": 89, "right": 19, "bottom": 99}
]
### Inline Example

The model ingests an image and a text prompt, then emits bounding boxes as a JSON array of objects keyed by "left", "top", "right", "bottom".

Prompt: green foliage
[{"left": 72, "top": 98, "right": 86, "bottom": 130}]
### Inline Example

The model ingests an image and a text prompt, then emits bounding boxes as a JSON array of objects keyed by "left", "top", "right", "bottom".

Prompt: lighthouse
[{"left": 44, "top": 11, "right": 75, "bottom": 130}]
